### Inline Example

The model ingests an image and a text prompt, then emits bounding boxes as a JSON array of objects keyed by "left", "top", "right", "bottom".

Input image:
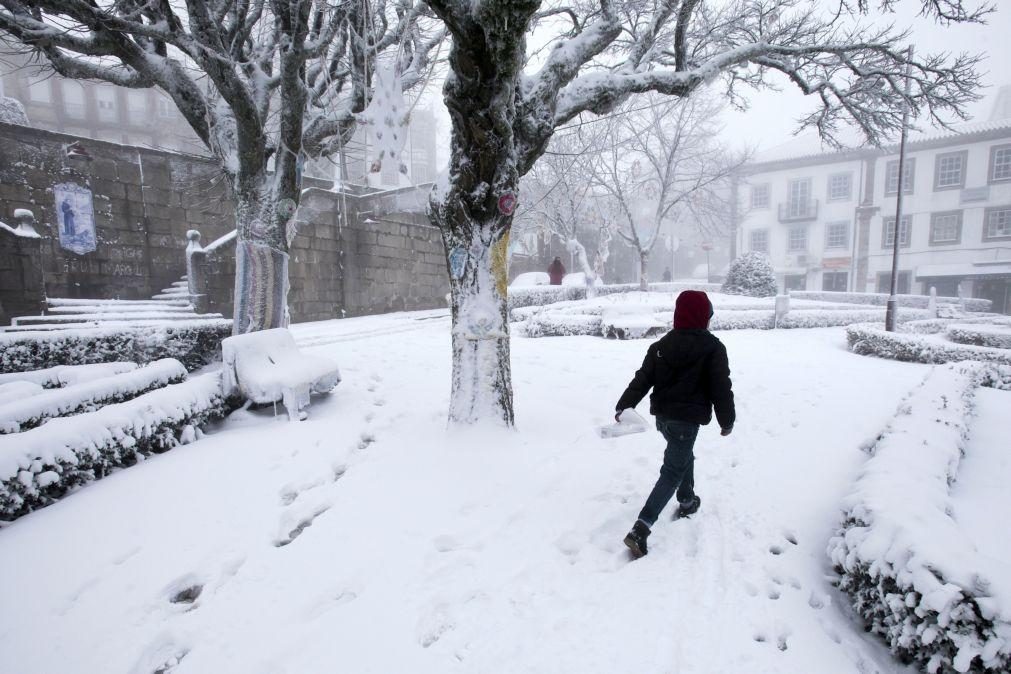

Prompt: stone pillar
[{"left": 185, "top": 229, "right": 208, "bottom": 313}]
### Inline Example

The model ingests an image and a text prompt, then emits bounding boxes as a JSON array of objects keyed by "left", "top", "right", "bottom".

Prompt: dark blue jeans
[{"left": 637, "top": 417, "right": 700, "bottom": 527}]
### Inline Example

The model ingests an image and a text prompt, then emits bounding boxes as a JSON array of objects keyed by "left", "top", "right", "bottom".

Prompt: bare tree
[
  {"left": 590, "top": 93, "right": 743, "bottom": 290},
  {"left": 425, "top": 0, "right": 985, "bottom": 426},
  {"left": 516, "top": 127, "right": 612, "bottom": 291},
  {"left": 0, "top": 0, "right": 444, "bottom": 333}
]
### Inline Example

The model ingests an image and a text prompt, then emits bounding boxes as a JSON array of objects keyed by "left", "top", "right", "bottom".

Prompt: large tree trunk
[
  {"left": 232, "top": 175, "right": 295, "bottom": 334},
  {"left": 430, "top": 206, "right": 514, "bottom": 425},
  {"left": 428, "top": 2, "right": 536, "bottom": 426}
]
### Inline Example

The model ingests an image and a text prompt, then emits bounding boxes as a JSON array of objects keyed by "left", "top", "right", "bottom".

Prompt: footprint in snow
[
  {"left": 276, "top": 506, "right": 331, "bottom": 547},
  {"left": 358, "top": 433, "right": 376, "bottom": 450},
  {"left": 808, "top": 590, "right": 828, "bottom": 610}
]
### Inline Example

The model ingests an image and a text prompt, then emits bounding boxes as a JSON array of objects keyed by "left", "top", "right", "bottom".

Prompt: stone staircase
[{"left": 3, "top": 276, "right": 226, "bottom": 332}]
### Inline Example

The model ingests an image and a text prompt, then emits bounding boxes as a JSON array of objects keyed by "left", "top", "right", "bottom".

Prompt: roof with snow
[{"left": 744, "top": 116, "right": 1011, "bottom": 174}]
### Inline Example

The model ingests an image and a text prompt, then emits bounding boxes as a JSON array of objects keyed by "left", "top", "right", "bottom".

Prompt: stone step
[
  {"left": 47, "top": 303, "right": 194, "bottom": 314},
  {"left": 12, "top": 312, "right": 221, "bottom": 326},
  {"left": 47, "top": 297, "right": 193, "bottom": 308},
  {"left": 151, "top": 292, "right": 196, "bottom": 301}
]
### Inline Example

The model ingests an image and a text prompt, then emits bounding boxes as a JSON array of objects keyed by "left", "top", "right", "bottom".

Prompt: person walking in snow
[
  {"left": 614, "top": 290, "right": 735, "bottom": 559},
  {"left": 548, "top": 256, "right": 566, "bottom": 285}
]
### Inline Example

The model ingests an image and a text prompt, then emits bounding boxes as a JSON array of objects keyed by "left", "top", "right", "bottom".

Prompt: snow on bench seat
[
  {"left": 0, "top": 359, "right": 187, "bottom": 434},
  {"left": 0, "top": 372, "right": 231, "bottom": 521},
  {"left": 0, "top": 362, "right": 137, "bottom": 388},
  {"left": 222, "top": 328, "right": 340, "bottom": 421}
]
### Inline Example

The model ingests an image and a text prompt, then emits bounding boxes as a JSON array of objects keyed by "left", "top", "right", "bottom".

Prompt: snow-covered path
[{"left": 0, "top": 317, "right": 931, "bottom": 673}]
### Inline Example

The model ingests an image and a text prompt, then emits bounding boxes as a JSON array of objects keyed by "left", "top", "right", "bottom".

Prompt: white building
[{"left": 735, "top": 97, "right": 1011, "bottom": 314}]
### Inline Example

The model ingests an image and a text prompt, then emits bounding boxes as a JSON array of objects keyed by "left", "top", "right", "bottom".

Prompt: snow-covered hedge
[
  {"left": 0, "top": 359, "right": 187, "bottom": 434},
  {"left": 847, "top": 325, "right": 1011, "bottom": 366},
  {"left": 945, "top": 324, "right": 1011, "bottom": 350},
  {"left": 0, "top": 362, "right": 138, "bottom": 389},
  {"left": 828, "top": 363, "right": 1011, "bottom": 673},
  {"left": 721, "top": 252, "right": 778, "bottom": 297},
  {"left": 508, "top": 286, "right": 586, "bottom": 311},
  {"left": 791, "top": 290, "right": 992, "bottom": 313},
  {"left": 0, "top": 373, "right": 236, "bottom": 521},
  {"left": 507, "top": 282, "right": 721, "bottom": 312},
  {"left": 0, "top": 320, "right": 232, "bottom": 374},
  {"left": 519, "top": 313, "right": 602, "bottom": 338},
  {"left": 521, "top": 308, "right": 932, "bottom": 339}
]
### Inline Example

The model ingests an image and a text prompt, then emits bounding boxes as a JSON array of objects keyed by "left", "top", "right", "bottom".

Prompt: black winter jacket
[{"left": 615, "top": 329, "right": 735, "bottom": 429}]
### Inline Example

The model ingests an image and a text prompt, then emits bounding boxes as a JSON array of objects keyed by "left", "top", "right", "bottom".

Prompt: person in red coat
[{"left": 547, "top": 256, "right": 566, "bottom": 285}]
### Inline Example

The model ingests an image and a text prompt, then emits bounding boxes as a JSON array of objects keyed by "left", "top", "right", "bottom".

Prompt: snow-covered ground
[{"left": 0, "top": 311, "right": 994, "bottom": 673}]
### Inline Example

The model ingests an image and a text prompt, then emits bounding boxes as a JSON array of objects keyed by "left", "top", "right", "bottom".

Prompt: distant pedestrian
[
  {"left": 662, "top": 267, "right": 672, "bottom": 282},
  {"left": 614, "top": 290, "right": 735, "bottom": 559},
  {"left": 548, "top": 256, "right": 566, "bottom": 285}
]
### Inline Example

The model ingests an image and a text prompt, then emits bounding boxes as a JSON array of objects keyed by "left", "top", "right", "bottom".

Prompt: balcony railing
[{"left": 778, "top": 199, "right": 819, "bottom": 223}]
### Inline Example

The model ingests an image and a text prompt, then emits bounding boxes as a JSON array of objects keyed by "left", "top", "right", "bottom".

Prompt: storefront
[{"left": 916, "top": 262, "right": 1011, "bottom": 314}]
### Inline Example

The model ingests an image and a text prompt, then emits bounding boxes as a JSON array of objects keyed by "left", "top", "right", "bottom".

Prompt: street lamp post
[
  {"left": 702, "top": 241, "right": 713, "bottom": 282},
  {"left": 885, "top": 46, "right": 914, "bottom": 332}
]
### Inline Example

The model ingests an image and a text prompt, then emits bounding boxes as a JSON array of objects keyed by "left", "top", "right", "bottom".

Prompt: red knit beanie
[{"left": 673, "top": 290, "right": 713, "bottom": 329}]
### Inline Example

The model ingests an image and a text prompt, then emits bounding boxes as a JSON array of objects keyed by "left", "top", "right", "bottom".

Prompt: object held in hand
[{"left": 597, "top": 409, "right": 647, "bottom": 439}]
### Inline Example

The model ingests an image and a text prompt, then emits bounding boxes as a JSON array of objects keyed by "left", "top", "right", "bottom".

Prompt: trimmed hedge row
[
  {"left": 0, "top": 362, "right": 138, "bottom": 389},
  {"left": 0, "top": 359, "right": 187, "bottom": 434},
  {"left": 846, "top": 324, "right": 1011, "bottom": 366},
  {"left": 790, "top": 290, "right": 991, "bottom": 313},
  {"left": 0, "top": 373, "right": 237, "bottom": 521},
  {"left": 946, "top": 324, "right": 1011, "bottom": 350},
  {"left": 520, "top": 309, "right": 932, "bottom": 339},
  {"left": 828, "top": 363, "right": 1011, "bottom": 673},
  {"left": 507, "top": 282, "right": 721, "bottom": 311},
  {"left": 0, "top": 320, "right": 232, "bottom": 373}
]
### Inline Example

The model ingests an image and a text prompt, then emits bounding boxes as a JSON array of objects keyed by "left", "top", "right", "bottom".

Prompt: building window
[
  {"left": 882, "top": 215, "right": 911, "bottom": 249},
  {"left": 822, "top": 271, "right": 848, "bottom": 292},
  {"left": 934, "top": 151, "right": 967, "bottom": 190},
  {"left": 989, "top": 144, "right": 1011, "bottom": 183},
  {"left": 877, "top": 271, "right": 911, "bottom": 294},
  {"left": 787, "top": 226, "right": 807, "bottom": 252},
  {"left": 929, "top": 211, "right": 962, "bottom": 245},
  {"left": 750, "top": 184, "right": 769, "bottom": 209},
  {"left": 61, "top": 81, "right": 86, "bottom": 119},
  {"left": 784, "top": 274, "right": 807, "bottom": 291},
  {"left": 825, "top": 221, "right": 849, "bottom": 249},
  {"left": 157, "top": 97, "right": 174, "bottom": 119},
  {"left": 885, "top": 158, "right": 915, "bottom": 195},
  {"left": 786, "top": 178, "right": 812, "bottom": 218},
  {"left": 26, "top": 76, "right": 51, "bottom": 103},
  {"left": 983, "top": 207, "right": 1011, "bottom": 241},
  {"left": 749, "top": 229, "right": 769, "bottom": 253},
  {"left": 827, "top": 173, "right": 852, "bottom": 201},
  {"left": 127, "top": 90, "right": 147, "bottom": 122},
  {"left": 96, "top": 86, "right": 118, "bottom": 123}
]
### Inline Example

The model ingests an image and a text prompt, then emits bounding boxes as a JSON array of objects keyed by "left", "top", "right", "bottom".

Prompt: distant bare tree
[
  {"left": 516, "top": 127, "right": 613, "bottom": 292},
  {"left": 588, "top": 94, "right": 744, "bottom": 290}
]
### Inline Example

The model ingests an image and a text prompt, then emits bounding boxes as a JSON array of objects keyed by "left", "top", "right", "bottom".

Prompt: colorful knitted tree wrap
[{"left": 234, "top": 240, "right": 289, "bottom": 334}]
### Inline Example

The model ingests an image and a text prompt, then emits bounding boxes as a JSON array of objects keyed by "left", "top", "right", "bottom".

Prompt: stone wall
[
  {"left": 0, "top": 122, "right": 233, "bottom": 306},
  {"left": 0, "top": 123, "right": 449, "bottom": 325},
  {"left": 0, "top": 222, "right": 45, "bottom": 326}
]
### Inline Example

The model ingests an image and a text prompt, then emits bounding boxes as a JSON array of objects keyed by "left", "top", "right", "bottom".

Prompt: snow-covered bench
[{"left": 221, "top": 328, "right": 340, "bottom": 421}]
